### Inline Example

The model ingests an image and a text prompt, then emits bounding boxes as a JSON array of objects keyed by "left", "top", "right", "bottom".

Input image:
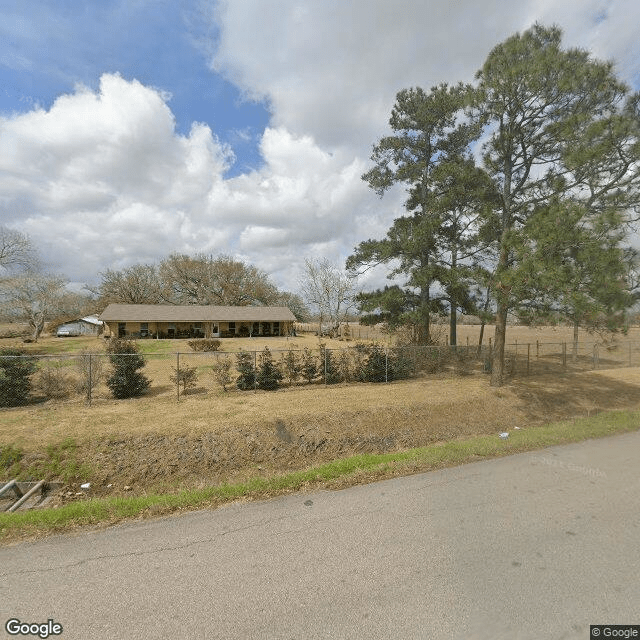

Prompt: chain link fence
[{"left": 1, "top": 340, "right": 639, "bottom": 407}]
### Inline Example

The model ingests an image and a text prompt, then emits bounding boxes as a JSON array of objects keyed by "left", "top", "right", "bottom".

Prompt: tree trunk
[
  {"left": 449, "top": 306, "right": 457, "bottom": 347},
  {"left": 449, "top": 243, "right": 457, "bottom": 347},
  {"left": 490, "top": 300, "right": 508, "bottom": 386},
  {"left": 477, "top": 284, "right": 492, "bottom": 355}
]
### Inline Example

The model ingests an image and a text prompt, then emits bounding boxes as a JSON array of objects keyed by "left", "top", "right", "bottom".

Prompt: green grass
[{"left": 1, "top": 408, "right": 639, "bottom": 542}]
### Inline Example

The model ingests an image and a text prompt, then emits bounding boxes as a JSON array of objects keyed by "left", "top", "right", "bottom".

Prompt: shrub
[
  {"left": 171, "top": 365, "right": 199, "bottom": 395},
  {"left": 389, "top": 346, "right": 415, "bottom": 380},
  {"left": 318, "top": 344, "right": 340, "bottom": 384},
  {"left": 211, "top": 355, "right": 233, "bottom": 391},
  {"left": 34, "top": 364, "right": 75, "bottom": 400},
  {"left": 358, "top": 344, "right": 388, "bottom": 383},
  {"left": 282, "top": 348, "right": 301, "bottom": 386},
  {"left": 300, "top": 347, "right": 318, "bottom": 384},
  {"left": 420, "top": 345, "right": 450, "bottom": 374},
  {"left": 336, "top": 349, "right": 353, "bottom": 382},
  {"left": 453, "top": 348, "right": 474, "bottom": 376},
  {"left": 105, "top": 338, "right": 150, "bottom": 399},
  {"left": 75, "top": 350, "right": 104, "bottom": 397},
  {"left": 188, "top": 339, "right": 222, "bottom": 352},
  {"left": 235, "top": 350, "right": 256, "bottom": 390},
  {"left": 0, "top": 348, "right": 37, "bottom": 407},
  {"left": 256, "top": 346, "right": 283, "bottom": 391}
]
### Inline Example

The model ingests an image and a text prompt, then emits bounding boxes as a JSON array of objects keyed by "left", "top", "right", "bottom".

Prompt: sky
[{"left": 1, "top": 0, "right": 639, "bottom": 298}]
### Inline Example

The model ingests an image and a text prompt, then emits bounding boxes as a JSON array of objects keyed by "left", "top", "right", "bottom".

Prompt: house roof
[
  {"left": 100, "top": 304, "right": 297, "bottom": 323},
  {"left": 58, "top": 315, "right": 104, "bottom": 327}
]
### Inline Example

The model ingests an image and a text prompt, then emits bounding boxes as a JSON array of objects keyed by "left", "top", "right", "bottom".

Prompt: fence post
[
  {"left": 176, "top": 352, "right": 180, "bottom": 401},
  {"left": 324, "top": 347, "right": 328, "bottom": 385},
  {"left": 562, "top": 342, "right": 567, "bottom": 369},
  {"left": 385, "top": 348, "right": 388, "bottom": 383},
  {"left": 536, "top": 340, "right": 539, "bottom": 359},
  {"left": 254, "top": 351, "right": 257, "bottom": 392},
  {"left": 527, "top": 343, "right": 530, "bottom": 376},
  {"left": 629, "top": 342, "right": 632, "bottom": 367},
  {"left": 87, "top": 353, "right": 92, "bottom": 406}
]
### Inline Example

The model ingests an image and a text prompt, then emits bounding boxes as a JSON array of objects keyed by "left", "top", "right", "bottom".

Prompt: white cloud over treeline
[{"left": 1, "top": 0, "right": 639, "bottom": 294}]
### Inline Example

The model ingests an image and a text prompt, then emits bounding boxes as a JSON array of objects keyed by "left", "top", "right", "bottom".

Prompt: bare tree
[
  {"left": 0, "top": 226, "right": 38, "bottom": 273},
  {"left": 90, "top": 263, "right": 166, "bottom": 305},
  {"left": 300, "top": 258, "right": 357, "bottom": 336},
  {"left": 159, "top": 253, "right": 281, "bottom": 306},
  {"left": 2, "top": 273, "right": 68, "bottom": 341}
]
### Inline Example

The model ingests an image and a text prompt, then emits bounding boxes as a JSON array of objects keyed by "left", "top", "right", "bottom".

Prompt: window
[{"left": 228, "top": 322, "right": 236, "bottom": 333}]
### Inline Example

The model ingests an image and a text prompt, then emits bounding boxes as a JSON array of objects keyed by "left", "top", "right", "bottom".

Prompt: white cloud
[
  {"left": 210, "top": 0, "right": 640, "bottom": 153},
  {"left": 0, "top": 74, "right": 384, "bottom": 293},
  {"left": 3, "top": 1, "right": 640, "bottom": 299}
]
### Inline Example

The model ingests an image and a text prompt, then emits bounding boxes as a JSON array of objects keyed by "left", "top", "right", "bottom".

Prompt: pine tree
[
  {"left": 235, "top": 350, "right": 256, "bottom": 390},
  {"left": 300, "top": 347, "right": 318, "bottom": 384},
  {"left": 350, "top": 83, "right": 483, "bottom": 344},
  {"left": 256, "top": 347, "right": 283, "bottom": 391},
  {"left": 282, "top": 348, "right": 301, "bottom": 386},
  {"left": 0, "top": 348, "right": 37, "bottom": 407},
  {"left": 474, "top": 24, "right": 640, "bottom": 385},
  {"left": 318, "top": 344, "right": 340, "bottom": 384},
  {"left": 105, "top": 338, "right": 150, "bottom": 399}
]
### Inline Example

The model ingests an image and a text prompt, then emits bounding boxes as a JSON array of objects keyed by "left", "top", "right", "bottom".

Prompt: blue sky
[
  {"left": 0, "top": 1, "right": 270, "bottom": 176},
  {"left": 1, "top": 0, "right": 639, "bottom": 295}
]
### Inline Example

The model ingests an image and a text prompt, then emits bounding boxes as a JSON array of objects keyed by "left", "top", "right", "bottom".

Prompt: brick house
[{"left": 100, "top": 304, "right": 296, "bottom": 339}]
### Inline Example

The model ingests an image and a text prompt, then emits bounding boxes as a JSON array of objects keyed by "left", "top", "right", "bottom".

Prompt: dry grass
[
  {"left": 3, "top": 367, "right": 640, "bottom": 451},
  {"left": 3, "top": 322, "right": 640, "bottom": 501}
]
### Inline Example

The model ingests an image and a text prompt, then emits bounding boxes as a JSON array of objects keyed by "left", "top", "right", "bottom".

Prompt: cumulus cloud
[
  {"left": 2, "top": 1, "right": 640, "bottom": 298},
  {"left": 0, "top": 74, "right": 381, "bottom": 292},
  {"left": 210, "top": 0, "right": 640, "bottom": 153}
]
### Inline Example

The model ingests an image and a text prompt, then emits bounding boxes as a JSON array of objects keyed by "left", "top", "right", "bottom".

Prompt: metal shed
[{"left": 56, "top": 315, "right": 104, "bottom": 337}]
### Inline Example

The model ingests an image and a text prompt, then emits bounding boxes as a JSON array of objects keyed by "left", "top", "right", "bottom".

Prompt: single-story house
[
  {"left": 56, "top": 315, "right": 104, "bottom": 337},
  {"left": 99, "top": 304, "right": 297, "bottom": 339}
]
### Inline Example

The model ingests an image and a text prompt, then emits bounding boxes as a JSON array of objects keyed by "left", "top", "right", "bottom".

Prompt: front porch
[{"left": 108, "top": 320, "right": 293, "bottom": 339}]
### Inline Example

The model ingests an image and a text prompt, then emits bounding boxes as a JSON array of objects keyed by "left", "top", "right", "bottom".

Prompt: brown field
[{"left": 2, "top": 322, "right": 640, "bottom": 506}]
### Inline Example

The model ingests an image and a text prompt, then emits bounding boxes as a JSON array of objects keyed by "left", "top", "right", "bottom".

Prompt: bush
[
  {"left": 75, "top": 350, "right": 104, "bottom": 397},
  {"left": 389, "top": 346, "right": 415, "bottom": 380},
  {"left": 235, "top": 350, "right": 256, "bottom": 390},
  {"left": 105, "top": 338, "right": 150, "bottom": 399},
  {"left": 188, "top": 339, "right": 222, "bottom": 352},
  {"left": 358, "top": 344, "right": 388, "bottom": 383},
  {"left": 282, "top": 348, "right": 301, "bottom": 386},
  {"left": 0, "top": 348, "right": 37, "bottom": 407},
  {"left": 300, "top": 347, "right": 318, "bottom": 384},
  {"left": 319, "top": 344, "right": 340, "bottom": 384},
  {"left": 256, "top": 347, "right": 283, "bottom": 391},
  {"left": 336, "top": 349, "right": 353, "bottom": 382},
  {"left": 419, "top": 345, "right": 450, "bottom": 374},
  {"left": 453, "top": 348, "right": 474, "bottom": 376},
  {"left": 34, "top": 364, "right": 75, "bottom": 400},
  {"left": 171, "top": 365, "right": 199, "bottom": 395},
  {"left": 211, "top": 356, "right": 233, "bottom": 391}
]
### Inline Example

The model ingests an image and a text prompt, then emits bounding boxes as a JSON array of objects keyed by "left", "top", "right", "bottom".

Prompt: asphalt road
[{"left": 1, "top": 431, "right": 639, "bottom": 640}]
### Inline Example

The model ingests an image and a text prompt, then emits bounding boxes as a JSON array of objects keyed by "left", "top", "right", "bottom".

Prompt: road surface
[{"left": 2, "top": 431, "right": 639, "bottom": 639}]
